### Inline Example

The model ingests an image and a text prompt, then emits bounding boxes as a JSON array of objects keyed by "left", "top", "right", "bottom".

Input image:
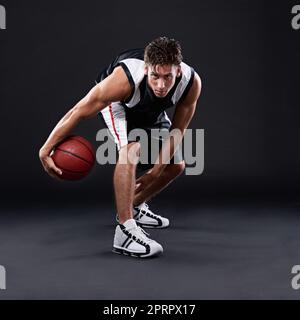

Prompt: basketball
[{"left": 51, "top": 135, "right": 95, "bottom": 180}]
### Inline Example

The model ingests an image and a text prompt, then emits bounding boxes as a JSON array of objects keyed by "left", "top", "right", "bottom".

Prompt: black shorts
[{"left": 99, "top": 102, "right": 183, "bottom": 172}]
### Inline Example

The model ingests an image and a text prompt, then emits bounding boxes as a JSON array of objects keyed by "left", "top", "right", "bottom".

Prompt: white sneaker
[
  {"left": 113, "top": 219, "right": 163, "bottom": 258},
  {"left": 133, "top": 203, "right": 170, "bottom": 229},
  {"left": 116, "top": 203, "right": 170, "bottom": 229}
]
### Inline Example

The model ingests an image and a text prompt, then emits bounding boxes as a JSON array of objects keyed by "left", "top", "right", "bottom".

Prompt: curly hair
[{"left": 144, "top": 36, "right": 183, "bottom": 66}]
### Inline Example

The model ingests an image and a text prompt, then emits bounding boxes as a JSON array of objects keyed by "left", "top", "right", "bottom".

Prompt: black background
[
  {"left": 0, "top": 0, "right": 299, "bottom": 206},
  {"left": 1, "top": 0, "right": 300, "bottom": 302}
]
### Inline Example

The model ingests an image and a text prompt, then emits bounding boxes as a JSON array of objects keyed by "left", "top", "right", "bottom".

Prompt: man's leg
[
  {"left": 113, "top": 141, "right": 164, "bottom": 257},
  {"left": 133, "top": 161, "right": 185, "bottom": 206},
  {"left": 99, "top": 102, "right": 163, "bottom": 256},
  {"left": 114, "top": 142, "right": 140, "bottom": 224}
]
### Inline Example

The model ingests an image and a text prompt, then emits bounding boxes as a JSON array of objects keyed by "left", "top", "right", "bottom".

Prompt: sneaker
[
  {"left": 116, "top": 203, "right": 169, "bottom": 229},
  {"left": 133, "top": 203, "right": 170, "bottom": 229},
  {"left": 113, "top": 219, "right": 163, "bottom": 258}
]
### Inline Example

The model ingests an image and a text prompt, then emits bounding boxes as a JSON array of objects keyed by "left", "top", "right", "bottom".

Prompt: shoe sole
[{"left": 112, "top": 247, "right": 163, "bottom": 258}]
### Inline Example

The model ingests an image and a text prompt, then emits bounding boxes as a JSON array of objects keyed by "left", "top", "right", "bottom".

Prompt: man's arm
[
  {"left": 39, "top": 66, "right": 132, "bottom": 179},
  {"left": 151, "top": 72, "right": 202, "bottom": 177}
]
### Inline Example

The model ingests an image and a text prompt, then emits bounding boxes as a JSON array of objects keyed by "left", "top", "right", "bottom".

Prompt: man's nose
[{"left": 157, "top": 79, "right": 166, "bottom": 89}]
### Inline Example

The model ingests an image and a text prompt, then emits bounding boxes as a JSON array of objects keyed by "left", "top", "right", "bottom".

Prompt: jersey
[{"left": 95, "top": 48, "right": 195, "bottom": 133}]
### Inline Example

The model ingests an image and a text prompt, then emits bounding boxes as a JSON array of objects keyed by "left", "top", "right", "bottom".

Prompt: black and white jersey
[{"left": 95, "top": 48, "right": 195, "bottom": 151}]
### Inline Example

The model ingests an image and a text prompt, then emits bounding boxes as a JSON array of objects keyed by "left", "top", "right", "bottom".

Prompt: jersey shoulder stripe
[{"left": 172, "top": 62, "right": 195, "bottom": 104}]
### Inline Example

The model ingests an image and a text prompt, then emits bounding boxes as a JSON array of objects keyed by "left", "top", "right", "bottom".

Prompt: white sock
[
  {"left": 135, "top": 202, "right": 145, "bottom": 209},
  {"left": 123, "top": 218, "right": 137, "bottom": 230}
]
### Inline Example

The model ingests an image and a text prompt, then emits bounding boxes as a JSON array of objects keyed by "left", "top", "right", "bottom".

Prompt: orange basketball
[{"left": 52, "top": 135, "right": 95, "bottom": 180}]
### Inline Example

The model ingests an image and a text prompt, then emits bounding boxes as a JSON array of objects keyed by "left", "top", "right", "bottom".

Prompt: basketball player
[{"left": 39, "top": 37, "right": 202, "bottom": 258}]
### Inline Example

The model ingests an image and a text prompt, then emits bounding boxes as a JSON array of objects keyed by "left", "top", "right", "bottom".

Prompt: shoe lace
[
  {"left": 129, "top": 226, "right": 151, "bottom": 245},
  {"left": 139, "top": 203, "right": 160, "bottom": 219}
]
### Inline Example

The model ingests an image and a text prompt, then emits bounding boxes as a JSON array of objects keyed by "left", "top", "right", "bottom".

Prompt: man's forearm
[
  {"left": 40, "top": 88, "right": 105, "bottom": 154},
  {"left": 151, "top": 128, "right": 184, "bottom": 177},
  {"left": 40, "top": 105, "right": 83, "bottom": 154},
  {"left": 150, "top": 91, "right": 199, "bottom": 178},
  {"left": 151, "top": 106, "right": 196, "bottom": 177}
]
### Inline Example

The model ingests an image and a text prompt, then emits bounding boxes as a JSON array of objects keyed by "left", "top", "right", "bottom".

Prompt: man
[{"left": 39, "top": 36, "right": 202, "bottom": 258}]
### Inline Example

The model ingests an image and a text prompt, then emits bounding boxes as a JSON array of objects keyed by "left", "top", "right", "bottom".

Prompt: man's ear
[
  {"left": 176, "top": 65, "right": 182, "bottom": 77},
  {"left": 144, "top": 65, "right": 148, "bottom": 75}
]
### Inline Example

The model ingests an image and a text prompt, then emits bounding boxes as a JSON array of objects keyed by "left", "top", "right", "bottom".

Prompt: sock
[
  {"left": 135, "top": 202, "right": 145, "bottom": 210},
  {"left": 123, "top": 218, "right": 137, "bottom": 230}
]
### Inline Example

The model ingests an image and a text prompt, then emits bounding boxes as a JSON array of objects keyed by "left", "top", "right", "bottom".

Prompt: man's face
[{"left": 145, "top": 64, "right": 181, "bottom": 98}]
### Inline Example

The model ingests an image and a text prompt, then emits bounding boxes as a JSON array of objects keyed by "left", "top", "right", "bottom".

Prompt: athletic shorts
[{"left": 100, "top": 102, "right": 183, "bottom": 172}]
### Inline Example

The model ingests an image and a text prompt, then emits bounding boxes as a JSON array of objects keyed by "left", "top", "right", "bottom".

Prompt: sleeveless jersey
[{"left": 96, "top": 48, "right": 195, "bottom": 130}]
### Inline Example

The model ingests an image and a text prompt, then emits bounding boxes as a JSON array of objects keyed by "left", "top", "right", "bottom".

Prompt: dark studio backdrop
[{"left": 0, "top": 0, "right": 299, "bottom": 207}]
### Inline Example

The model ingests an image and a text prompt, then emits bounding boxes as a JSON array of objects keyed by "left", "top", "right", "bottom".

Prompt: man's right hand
[{"left": 39, "top": 148, "right": 63, "bottom": 180}]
